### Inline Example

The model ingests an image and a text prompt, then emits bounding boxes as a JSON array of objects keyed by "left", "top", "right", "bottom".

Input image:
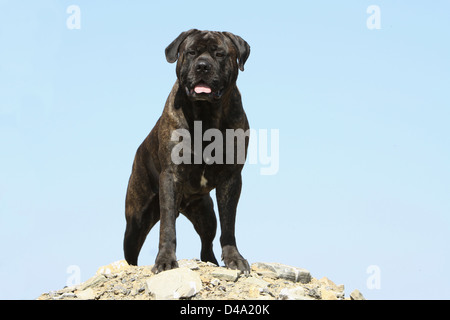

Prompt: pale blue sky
[{"left": 1, "top": 0, "right": 449, "bottom": 299}]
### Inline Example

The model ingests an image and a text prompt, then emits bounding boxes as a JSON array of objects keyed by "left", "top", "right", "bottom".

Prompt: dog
[{"left": 123, "top": 29, "right": 251, "bottom": 274}]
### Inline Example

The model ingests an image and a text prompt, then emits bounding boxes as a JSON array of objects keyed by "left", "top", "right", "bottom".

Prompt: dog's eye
[
  {"left": 187, "top": 50, "right": 196, "bottom": 56},
  {"left": 215, "top": 52, "right": 225, "bottom": 58}
]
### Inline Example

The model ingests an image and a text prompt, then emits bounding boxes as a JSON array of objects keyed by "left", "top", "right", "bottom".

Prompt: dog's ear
[
  {"left": 223, "top": 32, "right": 250, "bottom": 71},
  {"left": 165, "top": 29, "right": 198, "bottom": 63}
]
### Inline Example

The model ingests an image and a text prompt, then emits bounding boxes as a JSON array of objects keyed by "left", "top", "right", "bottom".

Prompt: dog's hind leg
[
  {"left": 182, "top": 194, "right": 219, "bottom": 266},
  {"left": 123, "top": 152, "right": 160, "bottom": 266},
  {"left": 124, "top": 193, "right": 159, "bottom": 266}
]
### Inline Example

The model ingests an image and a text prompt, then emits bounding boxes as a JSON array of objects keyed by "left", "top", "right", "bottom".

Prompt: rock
[
  {"left": 242, "top": 276, "right": 270, "bottom": 288},
  {"left": 350, "top": 289, "right": 365, "bottom": 300},
  {"left": 251, "top": 264, "right": 278, "bottom": 279},
  {"left": 178, "top": 259, "right": 200, "bottom": 270},
  {"left": 319, "top": 277, "right": 338, "bottom": 291},
  {"left": 320, "top": 289, "right": 338, "bottom": 300},
  {"left": 210, "top": 278, "right": 220, "bottom": 286},
  {"left": 145, "top": 267, "right": 202, "bottom": 300},
  {"left": 76, "top": 288, "right": 95, "bottom": 300},
  {"left": 211, "top": 268, "right": 240, "bottom": 282},
  {"left": 305, "top": 287, "right": 321, "bottom": 299},
  {"left": 335, "top": 291, "right": 345, "bottom": 300},
  {"left": 97, "top": 260, "right": 130, "bottom": 275},
  {"left": 252, "top": 262, "right": 311, "bottom": 284},
  {"left": 279, "top": 287, "right": 313, "bottom": 300},
  {"left": 60, "top": 285, "right": 78, "bottom": 294},
  {"left": 319, "top": 277, "right": 344, "bottom": 300},
  {"left": 77, "top": 274, "right": 107, "bottom": 291},
  {"left": 248, "top": 286, "right": 261, "bottom": 298},
  {"left": 37, "top": 259, "right": 366, "bottom": 301},
  {"left": 113, "top": 284, "right": 130, "bottom": 295},
  {"left": 60, "top": 292, "right": 76, "bottom": 299},
  {"left": 242, "top": 277, "right": 270, "bottom": 299}
]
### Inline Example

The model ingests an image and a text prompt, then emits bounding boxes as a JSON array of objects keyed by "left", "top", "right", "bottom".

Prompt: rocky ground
[{"left": 37, "top": 259, "right": 365, "bottom": 300}]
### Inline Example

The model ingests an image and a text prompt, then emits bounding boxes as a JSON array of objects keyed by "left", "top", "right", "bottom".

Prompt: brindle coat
[{"left": 123, "top": 29, "right": 251, "bottom": 274}]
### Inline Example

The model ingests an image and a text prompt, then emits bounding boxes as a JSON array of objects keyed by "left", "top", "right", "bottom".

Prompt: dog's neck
[{"left": 175, "top": 84, "right": 227, "bottom": 131}]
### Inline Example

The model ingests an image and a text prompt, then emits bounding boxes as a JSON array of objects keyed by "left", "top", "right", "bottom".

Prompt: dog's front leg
[
  {"left": 216, "top": 172, "right": 250, "bottom": 274},
  {"left": 152, "top": 169, "right": 182, "bottom": 274}
]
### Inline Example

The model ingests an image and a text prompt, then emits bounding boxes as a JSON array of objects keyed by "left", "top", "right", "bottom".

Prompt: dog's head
[{"left": 165, "top": 29, "right": 250, "bottom": 102}]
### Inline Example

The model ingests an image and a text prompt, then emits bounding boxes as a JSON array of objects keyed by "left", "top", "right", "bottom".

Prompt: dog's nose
[{"left": 195, "top": 60, "right": 211, "bottom": 73}]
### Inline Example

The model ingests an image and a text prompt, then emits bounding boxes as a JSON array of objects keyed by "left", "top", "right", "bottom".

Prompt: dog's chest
[{"left": 185, "top": 165, "right": 218, "bottom": 195}]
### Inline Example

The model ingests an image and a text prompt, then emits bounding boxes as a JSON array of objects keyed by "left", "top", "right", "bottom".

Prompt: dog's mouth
[{"left": 185, "top": 82, "right": 224, "bottom": 100}]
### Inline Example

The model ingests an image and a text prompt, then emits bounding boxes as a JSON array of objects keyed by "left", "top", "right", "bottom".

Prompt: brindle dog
[{"left": 123, "top": 29, "right": 251, "bottom": 274}]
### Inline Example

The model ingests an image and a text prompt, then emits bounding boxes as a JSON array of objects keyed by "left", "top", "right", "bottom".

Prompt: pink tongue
[{"left": 194, "top": 84, "right": 212, "bottom": 94}]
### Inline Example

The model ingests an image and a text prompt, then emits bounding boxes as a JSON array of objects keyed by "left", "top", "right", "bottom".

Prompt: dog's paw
[
  {"left": 221, "top": 245, "right": 250, "bottom": 275},
  {"left": 152, "top": 253, "right": 178, "bottom": 274},
  {"left": 224, "top": 257, "right": 250, "bottom": 275}
]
